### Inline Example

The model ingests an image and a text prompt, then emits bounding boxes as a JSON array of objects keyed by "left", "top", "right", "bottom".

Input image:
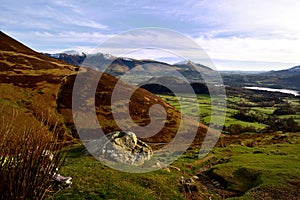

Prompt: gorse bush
[
  {"left": 225, "top": 124, "right": 258, "bottom": 135},
  {"left": 0, "top": 110, "right": 66, "bottom": 200}
]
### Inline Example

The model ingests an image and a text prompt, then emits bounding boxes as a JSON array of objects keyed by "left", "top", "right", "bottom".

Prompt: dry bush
[{"left": 0, "top": 110, "right": 66, "bottom": 200}]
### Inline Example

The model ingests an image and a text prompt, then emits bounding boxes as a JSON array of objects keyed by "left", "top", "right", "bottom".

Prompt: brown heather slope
[
  {"left": 0, "top": 31, "right": 212, "bottom": 147},
  {"left": 58, "top": 71, "right": 211, "bottom": 147},
  {"left": 0, "top": 31, "right": 77, "bottom": 136}
]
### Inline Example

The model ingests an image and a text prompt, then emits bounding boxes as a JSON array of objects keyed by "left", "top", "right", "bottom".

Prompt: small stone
[{"left": 179, "top": 176, "right": 185, "bottom": 184}]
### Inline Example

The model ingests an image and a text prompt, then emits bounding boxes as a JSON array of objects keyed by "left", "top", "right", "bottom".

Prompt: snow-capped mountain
[
  {"left": 62, "top": 50, "right": 82, "bottom": 55},
  {"left": 43, "top": 50, "right": 87, "bottom": 66}
]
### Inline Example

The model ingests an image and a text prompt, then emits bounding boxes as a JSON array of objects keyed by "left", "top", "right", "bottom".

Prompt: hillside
[
  {"left": 265, "top": 65, "right": 300, "bottom": 76},
  {"left": 57, "top": 69, "right": 211, "bottom": 147},
  {"left": 0, "top": 31, "right": 78, "bottom": 136},
  {"left": 0, "top": 31, "right": 211, "bottom": 147}
]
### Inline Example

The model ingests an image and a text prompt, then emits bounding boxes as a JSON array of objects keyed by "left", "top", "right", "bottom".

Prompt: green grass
[
  {"left": 48, "top": 145, "right": 185, "bottom": 200},
  {"left": 227, "top": 96, "right": 257, "bottom": 107},
  {"left": 251, "top": 107, "right": 275, "bottom": 115},
  {"left": 165, "top": 133, "right": 300, "bottom": 199},
  {"left": 209, "top": 134, "right": 300, "bottom": 199},
  {"left": 48, "top": 134, "right": 300, "bottom": 199}
]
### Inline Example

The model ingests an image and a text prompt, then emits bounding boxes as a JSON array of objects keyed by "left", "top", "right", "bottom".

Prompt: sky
[{"left": 1, "top": 0, "right": 300, "bottom": 71}]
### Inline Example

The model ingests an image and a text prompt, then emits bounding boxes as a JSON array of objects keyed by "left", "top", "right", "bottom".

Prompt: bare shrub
[{"left": 0, "top": 110, "right": 66, "bottom": 200}]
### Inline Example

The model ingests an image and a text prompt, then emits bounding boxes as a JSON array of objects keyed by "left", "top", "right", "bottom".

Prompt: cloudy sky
[{"left": 1, "top": 0, "right": 300, "bottom": 71}]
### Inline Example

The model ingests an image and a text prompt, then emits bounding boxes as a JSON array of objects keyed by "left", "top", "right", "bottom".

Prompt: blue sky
[{"left": 1, "top": 0, "right": 300, "bottom": 71}]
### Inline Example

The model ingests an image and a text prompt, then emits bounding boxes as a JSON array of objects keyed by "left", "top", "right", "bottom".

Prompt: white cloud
[
  {"left": 51, "top": 0, "right": 83, "bottom": 15},
  {"left": 187, "top": 0, "right": 300, "bottom": 37},
  {"left": 195, "top": 36, "right": 300, "bottom": 65},
  {"left": 33, "top": 31, "right": 113, "bottom": 42},
  {"left": 24, "top": 31, "right": 113, "bottom": 53},
  {"left": 0, "top": 0, "right": 108, "bottom": 31},
  {"left": 174, "top": 0, "right": 300, "bottom": 70},
  {"left": 121, "top": 49, "right": 183, "bottom": 63}
]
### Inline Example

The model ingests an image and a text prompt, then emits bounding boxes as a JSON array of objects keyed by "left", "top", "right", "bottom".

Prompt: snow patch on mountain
[
  {"left": 174, "top": 60, "right": 190, "bottom": 65},
  {"left": 62, "top": 50, "right": 81, "bottom": 55}
]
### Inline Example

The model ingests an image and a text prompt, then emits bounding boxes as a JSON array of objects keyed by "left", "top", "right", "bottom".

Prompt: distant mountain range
[
  {"left": 45, "top": 51, "right": 300, "bottom": 92},
  {"left": 222, "top": 65, "right": 300, "bottom": 91},
  {"left": 44, "top": 51, "right": 214, "bottom": 82}
]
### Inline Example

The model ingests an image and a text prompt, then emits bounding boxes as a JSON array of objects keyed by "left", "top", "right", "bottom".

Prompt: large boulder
[{"left": 86, "top": 131, "right": 153, "bottom": 166}]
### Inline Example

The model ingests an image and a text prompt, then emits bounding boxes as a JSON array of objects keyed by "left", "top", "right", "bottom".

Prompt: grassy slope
[
  {"left": 49, "top": 133, "right": 300, "bottom": 199},
  {"left": 213, "top": 133, "right": 300, "bottom": 199},
  {"left": 48, "top": 145, "right": 185, "bottom": 200}
]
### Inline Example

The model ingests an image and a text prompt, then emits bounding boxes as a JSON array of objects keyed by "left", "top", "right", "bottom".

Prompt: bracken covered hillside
[
  {"left": 0, "top": 31, "right": 78, "bottom": 137},
  {"left": 0, "top": 31, "right": 211, "bottom": 147}
]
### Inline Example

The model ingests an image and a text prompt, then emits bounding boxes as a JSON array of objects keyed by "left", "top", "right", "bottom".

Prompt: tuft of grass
[{"left": 0, "top": 109, "right": 67, "bottom": 200}]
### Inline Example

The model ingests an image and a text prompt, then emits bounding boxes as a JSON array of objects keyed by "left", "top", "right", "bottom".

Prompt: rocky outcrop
[{"left": 86, "top": 131, "right": 153, "bottom": 166}]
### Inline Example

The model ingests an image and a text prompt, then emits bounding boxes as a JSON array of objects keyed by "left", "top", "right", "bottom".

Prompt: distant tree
[
  {"left": 232, "top": 109, "right": 265, "bottom": 123},
  {"left": 273, "top": 108, "right": 296, "bottom": 115},
  {"left": 273, "top": 103, "right": 296, "bottom": 115},
  {"left": 284, "top": 117, "right": 300, "bottom": 132},
  {"left": 264, "top": 117, "right": 300, "bottom": 132}
]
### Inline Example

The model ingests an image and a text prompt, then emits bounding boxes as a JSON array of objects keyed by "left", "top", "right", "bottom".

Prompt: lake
[{"left": 244, "top": 86, "right": 299, "bottom": 96}]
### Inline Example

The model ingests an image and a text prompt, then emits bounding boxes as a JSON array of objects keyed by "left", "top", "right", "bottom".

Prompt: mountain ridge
[
  {"left": 44, "top": 51, "right": 213, "bottom": 80},
  {"left": 45, "top": 50, "right": 300, "bottom": 75}
]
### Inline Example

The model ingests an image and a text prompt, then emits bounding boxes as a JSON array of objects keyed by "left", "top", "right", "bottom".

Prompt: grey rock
[{"left": 86, "top": 131, "right": 153, "bottom": 166}]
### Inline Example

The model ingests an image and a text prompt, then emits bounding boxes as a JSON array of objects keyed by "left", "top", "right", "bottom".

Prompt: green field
[{"left": 159, "top": 94, "right": 300, "bottom": 134}]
